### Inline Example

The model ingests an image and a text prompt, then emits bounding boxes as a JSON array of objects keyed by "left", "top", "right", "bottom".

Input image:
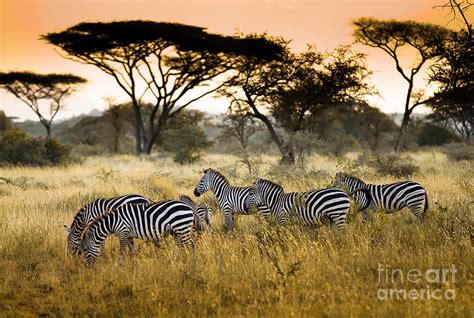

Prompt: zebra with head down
[
  {"left": 64, "top": 194, "right": 151, "bottom": 255},
  {"left": 81, "top": 200, "right": 196, "bottom": 266}
]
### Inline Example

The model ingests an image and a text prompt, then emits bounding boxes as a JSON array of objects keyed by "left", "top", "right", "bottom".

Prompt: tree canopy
[
  {"left": 0, "top": 71, "right": 86, "bottom": 137},
  {"left": 353, "top": 17, "right": 451, "bottom": 151},
  {"left": 41, "top": 21, "right": 284, "bottom": 154}
]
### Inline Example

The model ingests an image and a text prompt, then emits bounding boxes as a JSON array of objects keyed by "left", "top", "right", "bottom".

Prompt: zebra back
[
  {"left": 65, "top": 194, "right": 151, "bottom": 254},
  {"left": 83, "top": 200, "right": 195, "bottom": 266}
]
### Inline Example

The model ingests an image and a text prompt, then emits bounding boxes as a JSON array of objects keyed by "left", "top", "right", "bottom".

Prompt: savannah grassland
[{"left": 0, "top": 151, "right": 472, "bottom": 317}]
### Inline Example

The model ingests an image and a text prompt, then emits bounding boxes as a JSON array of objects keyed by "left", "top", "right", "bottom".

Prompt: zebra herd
[{"left": 65, "top": 168, "right": 428, "bottom": 266}]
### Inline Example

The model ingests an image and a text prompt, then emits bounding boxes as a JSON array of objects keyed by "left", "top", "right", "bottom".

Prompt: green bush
[
  {"left": 357, "top": 153, "right": 419, "bottom": 178},
  {"left": 0, "top": 130, "right": 71, "bottom": 166},
  {"left": 161, "top": 126, "right": 212, "bottom": 165},
  {"left": 417, "top": 123, "right": 457, "bottom": 146}
]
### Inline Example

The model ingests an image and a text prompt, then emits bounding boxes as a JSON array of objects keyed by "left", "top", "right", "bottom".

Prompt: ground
[{"left": 0, "top": 152, "right": 472, "bottom": 317}]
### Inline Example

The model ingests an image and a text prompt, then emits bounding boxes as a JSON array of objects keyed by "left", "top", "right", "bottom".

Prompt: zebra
[
  {"left": 333, "top": 173, "right": 428, "bottom": 222},
  {"left": 81, "top": 200, "right": 195, "bottom": 266},
  {"left": 193, "top": 168, "right": 270, "bottom": 229},
  {"left": 179, "top": 195, "right": 213, "bottom": 232},
  {"left": 64, "top": 194, "right": 151, "bottom": 255},
  {"left": 244, "top": 178, "right": 372, "bottom": 229}
]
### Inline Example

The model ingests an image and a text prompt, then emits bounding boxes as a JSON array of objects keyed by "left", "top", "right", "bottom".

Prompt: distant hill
[
  {"left": 389, "top": 113, "right": 428, "bottom": 126},
  {"left": 14, "top": 115, "right": 88, "bottom": 139}
]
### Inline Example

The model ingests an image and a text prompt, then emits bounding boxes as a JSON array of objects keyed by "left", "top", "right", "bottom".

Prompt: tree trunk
[
  {"left": 44, "top": 124, "right": 52, "bottom": 139},
  {"left": 131, "top": 101, "right": 143, "bottom": 155},
  {"left": 394, "top": 115, "right": 409, "bottom": 153},
  {"left": 394, "top": 79, "right": 414, "bottom": 153}
]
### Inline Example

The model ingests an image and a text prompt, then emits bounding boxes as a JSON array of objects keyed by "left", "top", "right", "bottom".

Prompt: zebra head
[
  {"left": 244, "top": 181, "right": 264, "bottom": 211},
  {"left": 82, "top": 229, "right": 100, "bottom": 267},
  {"left": 65, "top": 207, "right": 87, "bottom": 255},
  {"left": 180, "top": 194, "right": 213, "bottom": 232},
  {"left": 194, "top": 168, "right": 213, "bottom": 197},
  {"left": 333, "top": 172, "right": 345, "bottom": 189}
]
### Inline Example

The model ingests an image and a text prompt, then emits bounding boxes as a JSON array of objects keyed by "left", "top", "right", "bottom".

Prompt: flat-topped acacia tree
[
  {"left": 41, "top": 21, "right": 283, "bottom": 154},
  {"left": 353, "top": 18, "right": 450, "bottom": 152},
  {"left": 0, "top": 71, "right": 86, "bottom": 137}
]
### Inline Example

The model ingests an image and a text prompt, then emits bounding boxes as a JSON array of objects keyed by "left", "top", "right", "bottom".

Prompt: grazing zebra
[
  {"left": 244, "top": 178, "right": 372, "bottom": 229},
  {"left": 81, "top": 200, "right": 195, "bottom": 266},
  {"left": 193, "top": 168, "right": 270, "bottom": 229},
  {"left": 64, "top": 194, "right": 151, "bottom": 254},
  {"left": 179, "top": 195, "right": 213, "bottom": 232},
  {"left": 333, "top": 173, "right": 428, "bottom": 222}
]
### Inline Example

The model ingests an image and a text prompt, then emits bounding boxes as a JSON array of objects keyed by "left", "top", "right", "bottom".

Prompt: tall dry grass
[{"left": 0, "top": 152, "right": 472, "bottom": 317}]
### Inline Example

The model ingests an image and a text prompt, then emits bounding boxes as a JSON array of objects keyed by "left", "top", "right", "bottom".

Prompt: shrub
[
  {"left": 417, "top": 123, "right": 458, "bottom": 146},
  {"left": 442, "top": 144, "right": 474, "bottom": 161},
  {"left": 0, "top": 130, "right": 71, "bottom": 166},
  {"left": 161, "top": 126, "right": 212, "bottom": 165},
  {"left": 358, "top": 153, "right": 419, "bottom": 178}
]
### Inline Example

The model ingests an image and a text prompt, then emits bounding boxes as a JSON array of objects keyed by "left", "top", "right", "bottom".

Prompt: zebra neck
[
  {"left": 266, "top": 191, "right": 287, "bottom": 213},
  {"left": 347, "top": 179, "right": 367, "bottom": 191},
  {"left": 211, "top": 179, "right": 231, "bottom": 201}
]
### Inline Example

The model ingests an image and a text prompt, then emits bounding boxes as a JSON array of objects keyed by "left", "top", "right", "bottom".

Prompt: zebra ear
[
  {"left": 202, "top": 168, "right": 209, "bottom": 173},
  {"left": 64, "top": 225, "right": 72, "bottom": 233}
]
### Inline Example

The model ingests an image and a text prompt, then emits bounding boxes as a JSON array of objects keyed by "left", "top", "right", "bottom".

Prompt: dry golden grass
[{"left": 0, "top": 152, "right": 472, "bottom": 317}]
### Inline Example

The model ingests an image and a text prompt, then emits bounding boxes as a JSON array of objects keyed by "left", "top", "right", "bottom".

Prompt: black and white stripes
[
  {"left": 81, "top": 200, "right": 195, "bottom": 266},
  {"left": 244, "top": 178, "right": 371, "bottom": 229},
  {"left": 333, "top": 173, "right": 428, "bottom": 221},
  {"left": 64, "top": 194, "right": 151, "bottom": 254},
  {"left": 193, "top": 168, "right": 268, "bottom": 229}
]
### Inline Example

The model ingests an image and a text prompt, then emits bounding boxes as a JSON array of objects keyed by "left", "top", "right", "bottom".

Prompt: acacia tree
[
  {"left": 0, "top": 71, "right": 86, "bottom": 137},
  {"left": 222, "top": 39, "right": 372, "bottom": 163},
  {"left": 218, "top": 101, "right": 262, "bottom": 150},
  {"left": 271, "top": 46, "right": 372, "bottom": 135},
  {"left": 429, "top": 1, "right": 473, "bottom": 141},
  {"left": 353, "top": 18, "right": 450, "bottom": 151},
  {"left": 41, "top": 21, "right": 282, "bottom": 154},
  {"left": 220, "top": 36, "right": 317, "bottom": 163}
]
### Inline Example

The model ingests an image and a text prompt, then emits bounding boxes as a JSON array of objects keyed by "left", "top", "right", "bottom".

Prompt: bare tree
[{"left": 218, "top": 101, "right": 262, "bottom": 150}]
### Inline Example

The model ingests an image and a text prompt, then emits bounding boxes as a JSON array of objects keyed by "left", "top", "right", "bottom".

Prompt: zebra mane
[
  {"left": 206, "top": 168, "right": 230, "bottom": 185},
  {"left": 341, "top": 173, "right": 366, "bottom": 184},
  {"left": 257, "top": 178, "right": 284, "bottom": 192},
  {"left": 79, "top": 212, "right": 108, "bottom": 240}
]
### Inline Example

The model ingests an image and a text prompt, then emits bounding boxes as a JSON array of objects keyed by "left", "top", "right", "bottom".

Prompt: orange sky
[{"left": 0, "top": 0, "right": 471, "bottom": 121}]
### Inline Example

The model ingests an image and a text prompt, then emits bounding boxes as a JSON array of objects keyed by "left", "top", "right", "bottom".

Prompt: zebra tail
[
  {"left": 424, "top": 192, "right": 429, "bottom": 213},
  {"left": 348, "top": 188, "right": 372, "bottom": 210}
]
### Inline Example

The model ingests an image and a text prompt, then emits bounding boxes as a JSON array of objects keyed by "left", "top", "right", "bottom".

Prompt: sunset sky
[{"left": 0, "top": 0, "right": 471, "bottom": 121}]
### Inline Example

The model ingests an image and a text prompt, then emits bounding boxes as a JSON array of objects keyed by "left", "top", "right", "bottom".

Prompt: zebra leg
[
  {"left": 327, "top": 212, "right": 347, "bottom": 231},
  {"left": 118, "top": 235, "right": 129, "bottom": 264},
  {"left": 408, "top": 204, "right": 424, "bottom": 222},
  {"left": 127, "top": 238, "right": 135, "bottom": 256},
  {"left": 223, "top": 208, "right": 235, "bottom": 230},
  {"left": 361, "top": 210, "right": 369, "bottom": 223}
]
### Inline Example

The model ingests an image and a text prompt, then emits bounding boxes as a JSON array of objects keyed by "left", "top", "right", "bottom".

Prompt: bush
[
  {"left": 357, "top": 153, "right": 419, "bottom": 178},
  {"left": 0, "top": 130, "right": 71, "bottom": 166},
  {"left": 161, "top": 126, "right": 212, "bottom": 164},
  {"left": 442, "top": 144, "right": 474, "bottom": 161},
  {"left": 417, "top": 123, "right": 457, "bottom": 146}
]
